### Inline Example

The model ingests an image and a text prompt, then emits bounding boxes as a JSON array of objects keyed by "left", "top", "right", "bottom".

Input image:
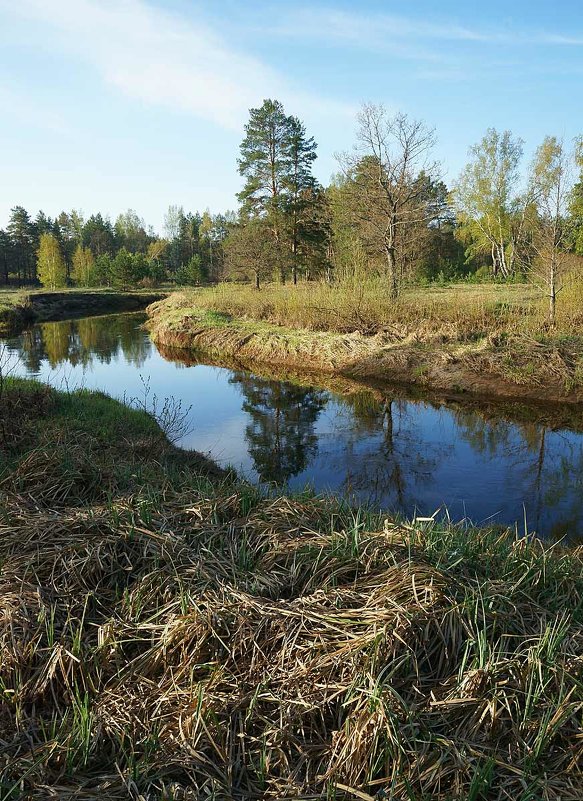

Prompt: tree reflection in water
[
  {"left": 5, "top": 312, "right": 583, "bottom": 539},
  {"left": 455, "top": 408, "right": 583, "bottom": 538},
  {"left": 322, "top": 391, "right": 449, "bottom": 512},
  {"left": 8, "top": 314, "right": 152, "bottom": 373},
  {"left": 229, "top": 371, "right": 327, "bottom": 484}
]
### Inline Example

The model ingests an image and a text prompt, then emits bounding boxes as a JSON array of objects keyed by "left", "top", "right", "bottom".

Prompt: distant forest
[{"left": 2, "top": 99, "right": 582, "bottom": 309}]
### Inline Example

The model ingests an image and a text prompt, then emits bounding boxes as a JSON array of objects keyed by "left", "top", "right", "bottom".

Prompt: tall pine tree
[
  {"left": 7, "top": 206, "right": 35, "bottom": 284},
  {"left": 285, "top": 116, "right": 318, "bottom": 284},
  {"left": 237, "top": 99, "right": 322, "bottom": 284},
  {"left": 238, "top": 99, "right": 290, "bottom": 282}
]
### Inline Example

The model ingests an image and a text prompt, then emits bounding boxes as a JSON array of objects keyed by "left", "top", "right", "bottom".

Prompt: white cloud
[
  {"left": 271, "top": 8, "right": 583, "bottom": 53},
  {"left": 2, "top": 0, "right": 354, "bottom": 131}
]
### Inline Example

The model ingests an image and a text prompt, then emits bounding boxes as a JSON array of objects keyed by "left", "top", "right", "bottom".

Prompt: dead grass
[
  {"left": 162, "top": 271, "right": 583, "bottom": 339},
  {"left": 1, "top": 380, "right": 583, "bottom": 799}
]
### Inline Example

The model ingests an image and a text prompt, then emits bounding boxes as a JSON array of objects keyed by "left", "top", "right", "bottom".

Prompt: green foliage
[
  {"left": 176, "top": 254, "right": 206, "bottom": 286},
  {"left": 568, "top": 140, "right": 583, "bottom": 254},
  {"left": 452, "top": 128, "right": 525, "bottom": 277},
  {"left": 94, "top": 254, "right": 113, "bottom": 286},
  {"left": 71, "top": 244, "right": 96, "bottom": 287},
  {"left": 114, "top": 209, "right": 148, "bottom": 253},
  {"left": 237, "top": 99, "right": 325, "bottom": 284},
  {"left": 37, "top": 232, "right": 67, "bottom": 289},
  {"left": 111, "top": 248, "right": 147, "bottom": 289},
  {"left": 83, "top": 213, "right": 115, "bottom": 257},
  {"left": 237, "top": 99, "right": 291, "bottom": 217},
  {"left": 7, "top": 205, "right": 36, "bottom": 283}
]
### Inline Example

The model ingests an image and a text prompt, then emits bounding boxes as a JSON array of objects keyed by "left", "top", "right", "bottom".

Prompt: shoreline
[
  {"left": 155, "top": 339, "right": 583, "bottom": 433},
  {"left": 0, "top": 288, "right": 166, "bottom": 335},
  {"left": 146, "top": 294, "right": 583, "bottom": 406}
]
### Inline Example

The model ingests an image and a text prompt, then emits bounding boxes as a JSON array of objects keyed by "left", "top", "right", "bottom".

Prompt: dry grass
[
  {"left": 1, "top": 381, "right": 583, "bottom": 800},
  {"left": 168, "top": 267, "right": 583, "bottom": 339}
]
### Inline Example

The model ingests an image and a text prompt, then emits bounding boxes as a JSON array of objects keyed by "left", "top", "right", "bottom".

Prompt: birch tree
[
  {"left": 527, "top": 136, "right": 574, "bottom": 324},
  {"left": 453, "top": 129, "right": 526, "bottom": 277},
  {"left": 71, "top": 244, "right": 95, "bottom": 287},
  {"left": 37, "top": 233, "right": 67, "bottom": 289}
]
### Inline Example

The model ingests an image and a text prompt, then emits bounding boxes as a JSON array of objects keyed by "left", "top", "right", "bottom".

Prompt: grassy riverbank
[
  {"left": 147, "top": 281, "right": 583, "bottom": 402},
  {"left": 0, "top": 287, "right": 167, "bottom": 336},
  {"left": 1, "top": 378, "right": 583, "bottom": 799}
]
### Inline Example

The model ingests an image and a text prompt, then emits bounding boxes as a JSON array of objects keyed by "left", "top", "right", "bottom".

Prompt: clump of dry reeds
[{"left": 1, "top": 471, "right": 582, "bottom": 800}]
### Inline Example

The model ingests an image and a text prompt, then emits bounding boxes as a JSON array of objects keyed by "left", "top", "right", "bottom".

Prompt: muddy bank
[
  {"left": 0, "top": 290, "right": 166, "bottom": 335},
  {"left": 147, "top": 295, "right": 583, "bottom": 406}
]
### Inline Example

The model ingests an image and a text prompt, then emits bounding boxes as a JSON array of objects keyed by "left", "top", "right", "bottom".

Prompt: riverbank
[
  {"left": 1, "top": 378, "right": 582, "bottom": 799},
  {"left": 147, "top": 285, "right": 583, "bottom": 403},
  {"left": 0, "top": 287, "right": 166, "bottom": 335}
]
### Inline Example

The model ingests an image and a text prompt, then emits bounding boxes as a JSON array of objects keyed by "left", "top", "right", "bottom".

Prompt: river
[{"left": 5, "top": 311, "right": 583, "bottom": 539}]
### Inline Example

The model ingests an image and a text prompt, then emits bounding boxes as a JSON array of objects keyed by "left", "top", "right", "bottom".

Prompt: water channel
[{"left": 5, "top": 311, "right": 583, "bottom": 539}]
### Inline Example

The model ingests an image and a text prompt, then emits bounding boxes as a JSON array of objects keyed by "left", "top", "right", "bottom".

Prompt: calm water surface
[{"left": 5, "top": 312, "right": 583, "bottom": 539}]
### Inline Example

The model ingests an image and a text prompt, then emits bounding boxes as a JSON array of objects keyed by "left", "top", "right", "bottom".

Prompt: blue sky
[{"left": 1, "top": 0, "right": 581, "bottom": 233}]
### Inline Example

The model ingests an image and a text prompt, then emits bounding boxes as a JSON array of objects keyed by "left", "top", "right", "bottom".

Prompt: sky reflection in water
[{"left": 5, "top": 312, "right": 583, "bottom": 540}]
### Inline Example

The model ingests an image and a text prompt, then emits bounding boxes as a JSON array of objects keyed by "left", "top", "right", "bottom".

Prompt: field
[
  {"left": 1, "top": 378, "right": 582, "bottom": 799},
  {"left": 168, "top": 277, "right": 583, "bottom": 336}
]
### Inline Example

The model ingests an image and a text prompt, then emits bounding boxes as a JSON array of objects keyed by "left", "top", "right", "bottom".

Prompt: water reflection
[
  {"left": 325, "top": 393, "right": 443, "bottom": 511},
  {"left": 229, "top": 372, "right": 327, "bottom": 484},
  {"left": 16, "top": 314, "right": 152, "bottom": 373},
  {"left": 5, "top": 313, "right": 583, "bottom": 539}
]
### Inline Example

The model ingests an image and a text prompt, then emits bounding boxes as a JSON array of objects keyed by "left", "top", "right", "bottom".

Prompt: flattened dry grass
[{"left": 1, "top": 381, "right": 583, "bottom": 800}]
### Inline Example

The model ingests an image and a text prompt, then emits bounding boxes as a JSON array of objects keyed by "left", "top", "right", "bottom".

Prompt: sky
[{"left": 0, "top": 0, "right": 582, "bottom": 233}]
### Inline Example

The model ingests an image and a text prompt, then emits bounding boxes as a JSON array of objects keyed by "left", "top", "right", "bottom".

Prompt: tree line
[
  {"left": 226, "top": 100, "right": 583, "bottom": 321},
  {"left": 0, "top": 206, "right": 234, "bottom": 290},
  {"left": 1, "top": 98, "right": 582, "bottom": 319}
]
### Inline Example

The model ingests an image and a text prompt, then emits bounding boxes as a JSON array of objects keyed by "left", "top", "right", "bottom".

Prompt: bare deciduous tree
[
  {"left": 337, "top": 105, "right": 439, "bottom": 298},
  {"left": 224, "top": 219, "right": 276, "bottom": 289}
]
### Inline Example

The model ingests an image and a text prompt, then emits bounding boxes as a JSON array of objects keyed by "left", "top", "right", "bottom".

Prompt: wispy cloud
[
  {"left": 271, "top": 8, "right": 583, "bottom": 54},
  {"left": 1, "top": 0, "right": 354, "bottom": 131}
]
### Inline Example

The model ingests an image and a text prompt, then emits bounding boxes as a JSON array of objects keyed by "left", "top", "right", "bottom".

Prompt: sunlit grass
[
  {"left": 179, "top": 270, "right": 583, "bottom": 339},
  {"left": 1, "top": 379, "right": 582, "bottom": 799}
]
